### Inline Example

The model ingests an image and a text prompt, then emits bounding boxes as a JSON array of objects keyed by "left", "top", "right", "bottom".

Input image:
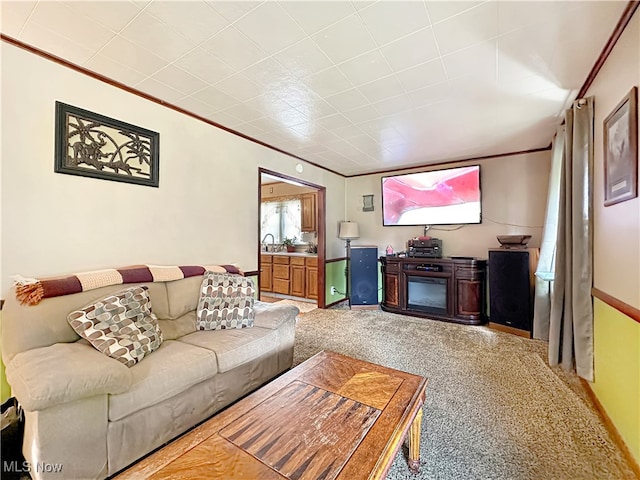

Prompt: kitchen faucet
[{"left": 261, "top": 233, "right": 275, "bottom": 252}]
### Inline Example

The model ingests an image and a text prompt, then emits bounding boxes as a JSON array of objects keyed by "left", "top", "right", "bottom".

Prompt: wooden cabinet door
[
  {"left": 261, "top": 264, "right": 273, "bottom": 292},
  {"left": 301, "top": 193, "right": 316, "bottom": 232},
  {"left": 456, "top": 279, "right": 482, "bottom": 316},
  {"left": 291, "top": 265, "right": 306, "bottom": 297},
  {"left": 384, "top": 273, "right": 399, "bottom": 307},
  {"left": 260, "top": 256, "right": 272, "bottom": 292},
  {"left": 306, "top": 267, "right": 318, "bottom": 300}
]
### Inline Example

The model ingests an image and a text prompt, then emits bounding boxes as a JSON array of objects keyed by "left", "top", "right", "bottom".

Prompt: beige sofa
[{"left": 1, "top": 275, "right": 298, "bottom": 479}]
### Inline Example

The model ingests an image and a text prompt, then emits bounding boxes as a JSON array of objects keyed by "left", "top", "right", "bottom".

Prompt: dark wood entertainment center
[{"left": 380, "top": 256, "right": 487, "bottom": 325}]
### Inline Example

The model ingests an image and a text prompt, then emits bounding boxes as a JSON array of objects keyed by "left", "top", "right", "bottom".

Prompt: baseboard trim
[
  {"left": 580, "top": 378, "right": 640, "bottom": 479},
  {"left": 487, "top": 322, "right": 531, "bottom": 338}
]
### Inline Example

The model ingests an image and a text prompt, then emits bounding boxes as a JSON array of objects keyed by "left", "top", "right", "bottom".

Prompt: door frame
[{"left": 258, "top": 167, "right": 326, "bottom": 308}]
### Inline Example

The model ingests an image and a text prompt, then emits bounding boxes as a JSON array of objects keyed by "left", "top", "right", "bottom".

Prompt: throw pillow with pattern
[
  {"left": 196, "top": 272, "right": 255, "bottom": 330},
  {"left": 67, "top": 285, "right": 163, "bottom": 367}
]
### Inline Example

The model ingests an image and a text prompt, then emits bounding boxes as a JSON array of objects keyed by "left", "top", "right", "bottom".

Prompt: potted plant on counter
[{"left": 282, "top": 237, "right": 296, "bottom": 252}]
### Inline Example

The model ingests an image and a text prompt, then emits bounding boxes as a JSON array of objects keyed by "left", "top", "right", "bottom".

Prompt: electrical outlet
[{"left": 330, "top": 286, "right": 337, "bottom": 295}]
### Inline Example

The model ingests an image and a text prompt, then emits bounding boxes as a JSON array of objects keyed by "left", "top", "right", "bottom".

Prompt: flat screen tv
[{"left": 381, "top": 165, "right": 481, "bottom": 226}]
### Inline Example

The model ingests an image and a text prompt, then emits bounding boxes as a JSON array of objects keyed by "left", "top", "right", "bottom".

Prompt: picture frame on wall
[
  {"left": 55, "top": 102, "right": 160, "bottom": 187},
  {"left": 603, "top": 86, "right": 637, "bottom": 206}
]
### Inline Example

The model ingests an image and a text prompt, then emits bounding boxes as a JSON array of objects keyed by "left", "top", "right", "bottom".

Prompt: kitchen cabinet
[
  {"left": 290, "top": 257, "right": 306, "bottom": 297},
  {"left": 306, "top": 256, "right": 318, "bottom": 300},
  {"left": 301, "top": 193, "right": 316, "bottom": 232},
  {"left": 260, "top": 255, "right": 272, "bottom": 292},
  {"left": 272, "top": 256, "right": 290, "bottom": 295},
  {"left": 259, "top": 254, "right": 318, "bottom": 301}
]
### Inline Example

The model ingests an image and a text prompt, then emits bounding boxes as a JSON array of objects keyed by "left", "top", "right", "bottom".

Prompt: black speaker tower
[
  {"left": 349, "top": 246, "right": 379, "bottom": 309},
  {"left": 488, "top": 248, "right": 538, "bottom": 336}
]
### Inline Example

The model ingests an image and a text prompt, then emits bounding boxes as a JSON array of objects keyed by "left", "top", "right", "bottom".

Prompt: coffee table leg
[{"left": 408, "top": 407, "right": 423, "bottom": 473}]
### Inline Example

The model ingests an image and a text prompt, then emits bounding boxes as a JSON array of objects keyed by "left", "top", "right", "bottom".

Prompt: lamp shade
[{"left": 339, "top": 221, "right": 360, "bottom": 239}]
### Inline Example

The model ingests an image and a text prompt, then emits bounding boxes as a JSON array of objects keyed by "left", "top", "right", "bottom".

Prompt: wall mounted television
[{"left": 381, "top": 165, "right": 481, "bottom": 226}]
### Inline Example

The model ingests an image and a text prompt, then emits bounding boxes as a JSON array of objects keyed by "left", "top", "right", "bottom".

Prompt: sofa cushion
[
  {"left": 253, "top": 301, "right": 300, "bottom": 330},
  {"left": 178, "top": 326, "right": 279, "bottom": 373},
  {"left": 67, "top": 285, "right": 163, "bottom": 367},
  {"left": 196, "top": 273, "right": 255, "bottom": 330},
  {"left": 6, "top": 342, "right": 131, "bottom": 412},
  {"left": 108, "top": 340, "right": 218, "bottom": 421},
  {"left": 1, "top": 282, "right": 168, "bottom": 365}
]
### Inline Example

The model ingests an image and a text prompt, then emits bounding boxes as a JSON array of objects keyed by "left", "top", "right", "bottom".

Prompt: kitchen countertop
[{"left": 261, "top": 251, "right": 317, "bottom": 257}]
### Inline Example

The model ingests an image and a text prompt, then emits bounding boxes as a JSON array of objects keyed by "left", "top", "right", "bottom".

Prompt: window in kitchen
[{"left": 261, "top": 199, "right": 301, "bottom": 244}]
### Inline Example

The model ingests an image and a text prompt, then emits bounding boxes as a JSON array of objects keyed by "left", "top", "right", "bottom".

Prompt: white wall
[
  {"left": 345, "top": 151, "right": 551, "bottom": 258},
  {"left": 0, "top": 43, "right": 346, "bottom": 297},
  {"left": 589, "top": 11, "right": 640, "bottom": 308}
]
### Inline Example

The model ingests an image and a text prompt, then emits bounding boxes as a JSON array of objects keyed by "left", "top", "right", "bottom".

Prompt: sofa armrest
[
  {"left": 253, "top": 301, "right": 299, "bottom": 330},
  {"left": 6, "top": 341, "right": 132, "bottom": 411}
]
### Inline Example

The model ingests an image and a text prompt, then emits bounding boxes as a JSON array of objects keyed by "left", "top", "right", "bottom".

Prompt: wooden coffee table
[{"left": 116, "top": 351, "right": 427, "bottom": 480}]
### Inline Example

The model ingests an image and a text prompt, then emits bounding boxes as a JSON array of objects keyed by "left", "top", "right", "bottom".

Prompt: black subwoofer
[
  {"left": 349, "top": 246, "right": 378, "bottom": 308},
  {"left": 488, "top": 248, "right": 538, "bottom": 334}
]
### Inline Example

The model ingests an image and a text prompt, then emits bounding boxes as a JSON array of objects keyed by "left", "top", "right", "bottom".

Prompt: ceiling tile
[
  {"left": 408, "top": 82, "right": 451, "bottom": 107},
  {"left": 191, "top": 86, "right": 239, "bottom": 111},
  {"left": 342, "top": 105, "right": 380, "bottom": 124},
  {"left": 325, "top": 88, "right": 370, "bottom": 111},
  {"left": 304, "top": 96, "right": 339, "bottom": 119},
  {"left": 206, "top": 109, "right": 244, "bottom": 128},
  {"left": 235, "top": 121, "right": 266, "bottom": 138},
  {"left": 497, "top": 1, "right": 562, "bottom": 35},
  {"left": 358, "top": 1, "right": 431, "bottom": 46},
  {"left": 241, "top": 58, "right": 296, "bottom": 91},
  {"left": 30, "top": 2, "right": 116, "bottom": 51},
  {"left": 85, "top": 54, "right": 148, "bottom": 86},
  {"left": 425, "top": 1, "right": 484, "bottom": 24},
  {"left": 273, "top": 38, "right": 333, "bottom": 78},
  {"left": 443, "top": 39, "right": 496, "bottom": 80},
  {"left": 146, "top": 1, "right": 228, "bottom": 43},
  {"left": 19, "top": 21, "right": 95, "bottom": 65},
  {"left": 432, "top": 2, "right": 498, "bottom": 55},
  {"left": 1, "top": 1, "right": 37, "bottom": 37},
  {"left": 58, "top": 1, "right": 142, "bottom": 32},
  {"left": 135, "top": 77, "right": 184, "bottom": 103},
  {"left": 235, "top": 2, "right": 307, "bottom": 55},
  {"left": 331, "top": 124, "right": 366, "bottom": 140},
  {"left": 173, "top": 96, "right": 217, "bottom": 117},
  {"left": 372, "top": 95, "right": 413, "bottom": 117},
  {"left": 317, "top": 113, "right": 351, "bottom": 130},
  {"left": 202, "top": 26, "right": 267, "bottom": 71},
  {"left": 496, "top": 25, "right": 557, "bottom": 82},
  {"left": 312, "top": 13, "right": 377, "bottom": 64},
  {"left": 215, "top": 74, "right": 262, "bottom": 102},
  {"left": 174, "top": 47, "right": 235, "bottom": 84},
  {"left": 205, "top": 1, "right": 262, "bottom": 22},
  {"left": 395, "top": 59, "right": 446, "bottom": 92},
  {"left": 276, "top": 84, "right": 317, "bottom": 111},
  {"left": 222, "top": 102, "right": 264, "bottom": 123},
  {"left": 279, "top": 1, "right": 356, "bottom": 35},
  {"left": 381, "top": 27, "right": 439, "bottom": 71},
  {"left": 306, "top": 67, "right": 352, "bottom": 97},
  {"left": 100, "top": 35, "right": 167, "bottom": 76},
  {"left": 337, "top": 49, "right": 392, "bottom": 87},
  {"left": 151, "top": 65, "right": 208, "bottom": 96},
  {"left": 119, "top": 12, "right": 196, "bottom": 62}
]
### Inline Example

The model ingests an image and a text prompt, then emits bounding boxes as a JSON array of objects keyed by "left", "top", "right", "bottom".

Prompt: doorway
[{"left": 258, "top": 168, "right": 326, "bottom": 309}]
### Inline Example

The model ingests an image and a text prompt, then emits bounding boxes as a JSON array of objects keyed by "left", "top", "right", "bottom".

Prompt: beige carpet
[
  {"left": 293, "top": 307, "right": 636, "bottom": 480},
  {"left": 274, "top": 298, "right": 317, "bottom": 314}
]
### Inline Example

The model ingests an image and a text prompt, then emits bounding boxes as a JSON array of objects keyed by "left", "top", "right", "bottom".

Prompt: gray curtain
[
  {"left": 533, "top": 126, "right": 565, "bottom": 342},
  {"left": 535, "top": 97, "right": 594, "bottom": 380}
]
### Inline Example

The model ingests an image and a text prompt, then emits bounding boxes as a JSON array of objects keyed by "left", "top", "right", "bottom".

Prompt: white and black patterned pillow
[
  {"left": 196, "top": 273, "right": 255, "bottom": 330},
  {"left": 67, "top": 285, "right": 163, "bottom": 367}
]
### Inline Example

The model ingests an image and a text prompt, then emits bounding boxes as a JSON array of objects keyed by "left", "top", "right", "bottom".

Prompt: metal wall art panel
[{"left": 54, "top": 102, "right": 159, "bottom": 187}]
